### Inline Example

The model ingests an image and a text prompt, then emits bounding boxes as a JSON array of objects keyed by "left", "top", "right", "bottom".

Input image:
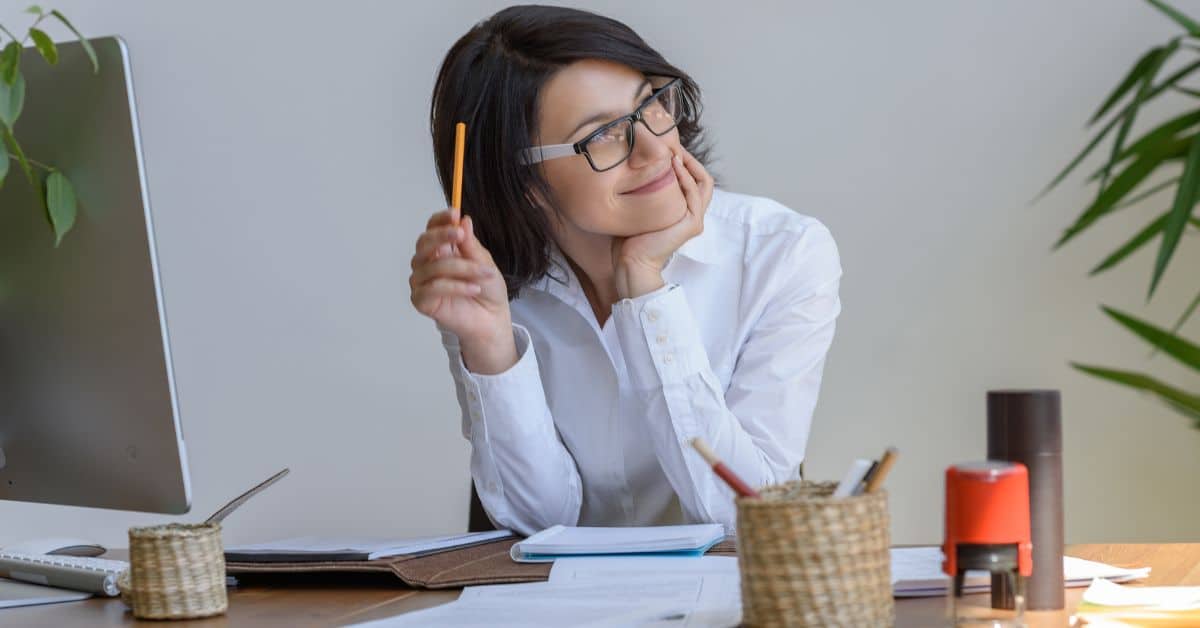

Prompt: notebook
[{"left": 510, "top": 524, "right": 725, "bottom": 563}]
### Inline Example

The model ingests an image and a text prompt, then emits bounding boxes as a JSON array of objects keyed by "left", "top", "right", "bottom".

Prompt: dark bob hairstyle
[{"left": 430, "top": 4, "right": 716, "bottom": 300}]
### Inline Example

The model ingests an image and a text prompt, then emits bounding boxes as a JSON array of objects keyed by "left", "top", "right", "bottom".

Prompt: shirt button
[
  {"left": 470, "top": 409, "right": 480, "bottom": 422},
  {"left": 646, "top": 310, "right": 660, "bottom": 322},
  {"left": 467, "top": 390, "right": 477, "bottom": 401},
  {"left": 486, "top": 481, "right": 498, "bottom": 492},
  {"left": 664, "top": 354, "right": 674, "bottom": 364},
  {"left": 656, "top": 334, "right": 668, "bottom": 345}
]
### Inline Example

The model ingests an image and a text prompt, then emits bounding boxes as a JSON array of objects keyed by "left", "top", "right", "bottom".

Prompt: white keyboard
[{"left": 0, "top": 551, "right": 127, "bottom": 596}]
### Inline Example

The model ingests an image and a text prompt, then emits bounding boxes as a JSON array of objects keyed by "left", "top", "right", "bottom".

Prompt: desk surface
[{"left": 3, "top": 544, "right": 1198, "bottom": 627}]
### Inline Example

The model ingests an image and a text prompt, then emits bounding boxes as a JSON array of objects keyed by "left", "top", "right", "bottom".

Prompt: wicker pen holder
[
  {"left": 736, "top": 480, "right": 893, "bottom": 627},
  {"left": 118, "top": 522, "right": 227, "bottom": 620}
]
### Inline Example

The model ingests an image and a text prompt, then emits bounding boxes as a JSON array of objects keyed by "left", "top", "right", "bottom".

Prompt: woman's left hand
[{"left": 613, "top": 146, "right": 714, "bottom": 299}]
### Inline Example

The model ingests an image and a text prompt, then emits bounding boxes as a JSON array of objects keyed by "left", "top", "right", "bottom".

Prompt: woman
[{"left": 409, "top": 5, "right": 841, "bottom": 536}]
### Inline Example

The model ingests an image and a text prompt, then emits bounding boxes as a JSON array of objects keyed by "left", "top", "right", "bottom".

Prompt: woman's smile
[{"left": 622, "top": 163, "right": 676, "bottom": 195}]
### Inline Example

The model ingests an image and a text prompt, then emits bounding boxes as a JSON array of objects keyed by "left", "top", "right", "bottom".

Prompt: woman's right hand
[{"left": 409, "top": 207, "right": 517, "bottom": 374}]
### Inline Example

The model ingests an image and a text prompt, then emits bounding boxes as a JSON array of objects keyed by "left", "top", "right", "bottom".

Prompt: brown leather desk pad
[{"left": 225, "top": 536, "right": 738, "bottom": 589}]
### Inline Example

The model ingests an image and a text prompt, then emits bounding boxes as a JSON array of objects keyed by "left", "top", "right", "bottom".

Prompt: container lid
[{"left": 987, "top": 389, "right": 1061, "bottom": 455}]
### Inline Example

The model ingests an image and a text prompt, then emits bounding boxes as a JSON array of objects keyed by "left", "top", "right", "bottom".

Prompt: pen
[
  {"left": 862, "top": 447, "right": 899, "bottom": 494},
  {"left": 833, "top": 459, "right": 874, "bottom": 498},
  {"left": 690, "top": 438, "right": 760, "bottom": 499},
  {"left": 852, "top": 459, "right": 879, "bottom": 496}
]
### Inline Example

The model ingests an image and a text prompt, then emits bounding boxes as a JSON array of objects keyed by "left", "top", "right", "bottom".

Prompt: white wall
[{"left": 1, "top": 0, "right": 1197, "bottom": 549}]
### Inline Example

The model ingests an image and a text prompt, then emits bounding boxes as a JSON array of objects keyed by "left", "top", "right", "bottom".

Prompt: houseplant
[
  {"left": 0, "top": 4, "right": 95, "bottom": 246},
  {"left": 1042, "top": 0, "right": 1200, "bottom": 428}
]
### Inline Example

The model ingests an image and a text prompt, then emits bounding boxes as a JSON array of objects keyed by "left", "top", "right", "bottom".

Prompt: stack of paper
[
  {"left": 1075, "top": 578, "right": 1200, "bottom": 625},
  {"left": 349, "top": 554, "right": 741, "bottom": 627},
  {"left": 224, "top": 529, "right": 512, "bottom": 562},
  {"left": 891, "top": 546, "right": 1151, "bottom": 597},
  {"left": 510, "top": 524, "right": 725, "bottom": 563}
]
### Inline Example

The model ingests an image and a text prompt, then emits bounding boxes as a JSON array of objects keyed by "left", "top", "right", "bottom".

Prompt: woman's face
[{"left": 534, "top": 59, "right": 688, "bottom": 239}]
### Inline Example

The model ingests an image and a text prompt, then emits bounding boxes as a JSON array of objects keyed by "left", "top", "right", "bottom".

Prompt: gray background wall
[{"left": 1, "top": 0, "right": 1197, "bottom": 549}]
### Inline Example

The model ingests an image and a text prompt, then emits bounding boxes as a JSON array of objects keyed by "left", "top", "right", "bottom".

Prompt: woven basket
[
  {"left": 119, "top": 522, "right": 227, "bottom": 620},
  {"left": 736, "top": 480, "right": 893, "bottom": 627}
]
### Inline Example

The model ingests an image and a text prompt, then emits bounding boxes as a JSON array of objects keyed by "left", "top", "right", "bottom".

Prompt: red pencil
[{"left": 690, "top": 438, "right": 760, "bottom": 498}]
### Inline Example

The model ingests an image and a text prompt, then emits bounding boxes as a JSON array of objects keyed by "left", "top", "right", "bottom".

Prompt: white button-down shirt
[{"left": 440, "top": 187, "right": 842, "bottom": 536}]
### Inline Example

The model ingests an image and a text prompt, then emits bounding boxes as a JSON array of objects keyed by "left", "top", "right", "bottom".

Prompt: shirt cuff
[
  {"left": 612, "top": 283, "right": 709, "bottom": 391},
  {"left": 453, "top": 324, "right": 550, "bottom": 443}
]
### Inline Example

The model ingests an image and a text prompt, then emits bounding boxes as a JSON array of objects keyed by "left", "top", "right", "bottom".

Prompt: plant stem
[
  {"left": 0, "top": 25, "right": 19, "bottom": 42},
  {"left": 20, "top": 14, "right": 49, "bottom": 45},
  {"left": 7, "top": 153, "right": 53, "bottom": 171}
]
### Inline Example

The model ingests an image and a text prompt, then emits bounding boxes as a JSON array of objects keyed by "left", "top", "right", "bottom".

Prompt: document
[
  {"left": 346, "top": 598, "right": 684, "bottom": 628},
  {"left": 1075, "top": 578, "right": 1200, "bottom": 625},
  {"left": 891, "top": 546, "right": 1151, "bottom": 597},
  {"left": 549, "top": 555, "right": 738, "bottom": 583}
]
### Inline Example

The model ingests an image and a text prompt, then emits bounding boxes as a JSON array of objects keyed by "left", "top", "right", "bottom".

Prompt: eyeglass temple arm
[{"left": 518, "top": 143, "right": 579, "bottom": 165}]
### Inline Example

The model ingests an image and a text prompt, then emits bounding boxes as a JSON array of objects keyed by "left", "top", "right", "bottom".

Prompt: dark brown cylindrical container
[{"left": 986, "top": 390, "right": 1064, "bottom": 611}]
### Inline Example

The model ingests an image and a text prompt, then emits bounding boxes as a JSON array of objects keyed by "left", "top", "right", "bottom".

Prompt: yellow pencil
[{"left": 451, "top": 122, "right": 466, "bottom": 221}]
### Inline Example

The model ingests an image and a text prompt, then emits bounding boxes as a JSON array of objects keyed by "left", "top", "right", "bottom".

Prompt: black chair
[{"left": 468, "top": 484, "right": 496, "bottom": 532}]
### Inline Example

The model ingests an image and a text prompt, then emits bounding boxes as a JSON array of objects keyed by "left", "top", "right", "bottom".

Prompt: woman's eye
[{"left": 591, "top": 128, "right": 624, "bottom": 144}]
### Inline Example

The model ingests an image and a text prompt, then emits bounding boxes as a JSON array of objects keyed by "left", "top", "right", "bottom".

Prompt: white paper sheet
[
  {"left": 549, "top": 556, "right": 738, "bottom": 583},
  {"left": 1082, "top": 578, "right": 1200, "bottom": 609},
  {"left": 891, "top": 546, "right": 1151, "bottom": 597},
  {"left": 456, "top": 574, "right": 739, "bottom": 628},
  {"left": 345, "top": 598, "right": 684, "bottom": 628}
]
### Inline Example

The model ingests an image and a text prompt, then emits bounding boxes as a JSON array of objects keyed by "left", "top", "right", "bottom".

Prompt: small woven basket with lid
[{"left": 119, "top": 522, "right": 227, "bottom": 620}]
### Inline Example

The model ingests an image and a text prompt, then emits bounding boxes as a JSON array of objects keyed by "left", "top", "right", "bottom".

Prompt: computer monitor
[{"left": 0, "top": 36, "right": 191, "bottom": 514}]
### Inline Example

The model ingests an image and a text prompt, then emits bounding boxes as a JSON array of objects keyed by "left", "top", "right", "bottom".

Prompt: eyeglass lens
[{"left": 585, "top": 83, "right": 680, "bottom": 170}]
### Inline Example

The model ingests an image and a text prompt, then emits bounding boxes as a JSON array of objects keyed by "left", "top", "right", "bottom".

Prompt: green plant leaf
[
  {"left": 1148, "top": 133, "right": 1200, "bottom": 298},
  {"left": 1089, "top": 46, "right": 1164, "bottom": 126},
  {"left": 45, "top": 171, "right": 76, "bottom": 246},
  {"left": 1172, "top": 84, "right": 1200, "bottom": 98},
  {"left": 1073, "top": 362, "right": 1200, "bottom": 423},
  {"left": 0, "top": 41, "right": 21, "bottom": 86},
  {"left": 28, "top": 29, "right": 57, "bottom": 65},
  {"left": 0, "top": 146, "right": 8, "bottom": 190},
  {"left": 1055, "top": 137, "right": 1188, "bottom": 248},
  {"left": 0, "top": 70, "right": 25, "bottom": 129},
  {"left": 25, "top": 5, "right": 44, "bottom": 15},
  {"left": 1116, "top": 176, "right": 1180, "bottom": 209},
  {"left": 1100, "top": 40, "right": 1178, "bottom": 193},
  {"left": 1, "top": 126, "right": 33, "bottom": 185},
  {"left": 1146, "top": 0, "right": 1200, "bottom": 36},
  {"left": 48, "top": 10, "right": 97, "bottom": 74},
  {"left": 1101, "top": 306, "right": 1200, "bottom": 372},
  {"left": 1090, "top": 210, "right": 1170, "bottom": 275},
  {"left": 1087, "top": 110, "right": 1200, "bottom": 180},
  {"left": 1167, "top": 288, "right": 1200, "bottom": 341},
  {"left": 1034, "top": 57, "right": 1200, "bottom": 202},
  {"left": 1152, "top": 58, "right": 1200, "bottom": 96}
]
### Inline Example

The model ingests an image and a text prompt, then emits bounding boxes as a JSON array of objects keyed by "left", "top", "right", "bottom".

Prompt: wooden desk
[{"left": 4, "top": 544, "right": 1198, "bottom": 627}]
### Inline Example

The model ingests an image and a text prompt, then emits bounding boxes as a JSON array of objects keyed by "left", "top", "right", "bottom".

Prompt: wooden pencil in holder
[{"left": 736, "top": 480, "right": 893, "bottom": 627}]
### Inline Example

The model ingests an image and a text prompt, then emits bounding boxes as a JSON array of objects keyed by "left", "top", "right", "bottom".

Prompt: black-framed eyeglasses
[{"left": 518, "top": 77, "right": 684, "bottom": 172}]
